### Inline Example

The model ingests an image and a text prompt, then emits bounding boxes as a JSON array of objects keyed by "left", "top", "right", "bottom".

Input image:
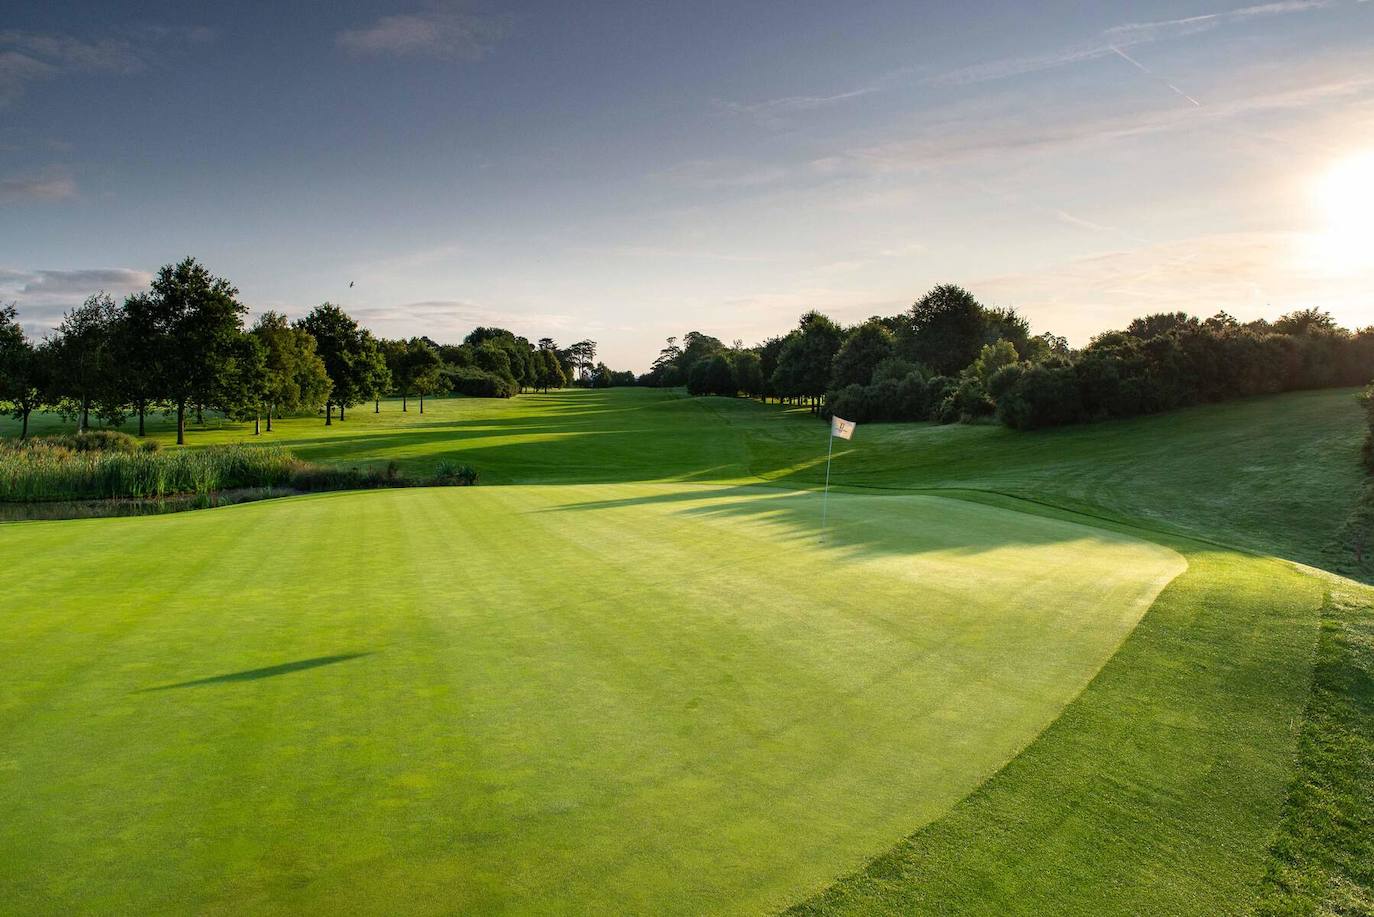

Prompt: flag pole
[{"left": 820, "top": 427, "right": 835, "bottom": 543}]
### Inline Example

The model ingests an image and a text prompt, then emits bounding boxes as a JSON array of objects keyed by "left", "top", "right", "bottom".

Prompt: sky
[{"left": 2, "top": 0, "right": 1373, "bottom": 371}]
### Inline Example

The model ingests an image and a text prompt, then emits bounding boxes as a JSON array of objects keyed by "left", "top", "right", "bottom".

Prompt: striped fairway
[{"left": 0, "top": 484, "right": 1183, "bottom": 914}]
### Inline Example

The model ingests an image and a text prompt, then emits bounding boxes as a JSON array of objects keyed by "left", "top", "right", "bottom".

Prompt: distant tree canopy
[
  {"left": 639, "top": 282, "right": 1374, "bottom": 434},
  {"left": 0, "top": 258, "right": 628, "bottom": 443}
]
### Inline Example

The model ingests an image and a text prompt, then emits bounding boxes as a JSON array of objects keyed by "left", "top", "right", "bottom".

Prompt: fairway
[{"left": 0, "top": 484, "right": 1183, "bottom": 914}]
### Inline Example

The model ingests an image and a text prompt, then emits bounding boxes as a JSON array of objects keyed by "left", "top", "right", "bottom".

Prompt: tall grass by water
[{"left": 0, "top": 432, "right": 477, "bottom": 503}]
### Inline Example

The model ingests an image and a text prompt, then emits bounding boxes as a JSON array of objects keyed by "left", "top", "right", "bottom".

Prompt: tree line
[
  {"left": 641, "top": 283, "right": 1374, "bottom": 430},
  {"left": 0, "top": 258, "right": 634, "bottom": 443}
]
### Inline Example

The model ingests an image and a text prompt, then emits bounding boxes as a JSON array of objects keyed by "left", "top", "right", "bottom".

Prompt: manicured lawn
[
  {"left": 10, "top": 385, "right": 1364, "bottom": 567},
  {"left": 0, "top": 485, "right": 1181, "bottom": 913},
  {"left": 2, "top": 386, "right": 1370, "bottom": 914}
]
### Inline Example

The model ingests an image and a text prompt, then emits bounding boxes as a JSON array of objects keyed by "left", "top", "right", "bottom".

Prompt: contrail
[{"left": 1110, "top": 45, "right": 1202, "bottom": 107}]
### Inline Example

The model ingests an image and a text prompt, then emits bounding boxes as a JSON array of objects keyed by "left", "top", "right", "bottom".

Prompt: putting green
[{"left": 0, "top": 484, "right": 1183, "bottom": 914}]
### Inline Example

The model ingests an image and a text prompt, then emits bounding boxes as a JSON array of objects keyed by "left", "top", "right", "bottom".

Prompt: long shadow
[{"left": 140, "top": 652, "right": 372, "bottom": 691}]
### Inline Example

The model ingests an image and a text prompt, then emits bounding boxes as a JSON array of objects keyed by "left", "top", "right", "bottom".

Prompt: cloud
[
  {"left": 0, "top": 25, "right": 214, "bottom": 105},
  {"left": 0, "top": 268, "right": 153, "bottom": 333},
  {"left": 931, "top": 0, "right": 1340, "bottom": 86},
  {"left": 337, "top": 4, "right": 510, "bottom": 59},
  {"left": 0, "top": 171, "right": 77, "bottom": 204}
]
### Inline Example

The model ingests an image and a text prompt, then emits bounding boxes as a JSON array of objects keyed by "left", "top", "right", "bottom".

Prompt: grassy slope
[
  {"left": 13, "top": 386, "right": 1360, "bottom": 567},
  {"left": 4, "top": 387, "right": 1371, "bottom": 914},
  {"left": 0, "top": 487, "right": 1181, "bottom": 914}
]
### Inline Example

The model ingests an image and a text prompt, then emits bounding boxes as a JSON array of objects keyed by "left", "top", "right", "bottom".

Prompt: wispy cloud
[
  {"left": 717, "top": 86, "right": 883, "bottom": 129},
  {"left": 931, "top": 0, "right": 1341, "bottom": 86},
  {"left": 0, "top": 268, "right": 153, "bottom": 332},
  {"left": 1109, "top": 45, "right": 1202, "bottom": 107},
  {"left": 0, "top": 171, "right": 77, "bottom": 204},
  {"left": 0, "top": 25, "right": 213, "bottom": 106},
  {"left": 337, "top": 3, "right": 510, "bottom": 59}
]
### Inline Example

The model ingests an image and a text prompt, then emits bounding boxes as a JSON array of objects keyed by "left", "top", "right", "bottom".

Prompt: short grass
[
  {"left": 2, "top": 387, "right": 1370, "bottom": 914},
  {"left": 11, "top": 386, "right": 1362, "bottom": 566},
  {"left": 0, "top": 485, "right": 1182, "bottom": 913}
]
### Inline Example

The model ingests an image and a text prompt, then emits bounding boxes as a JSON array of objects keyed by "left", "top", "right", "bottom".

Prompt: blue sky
[{"left": 2, "top": 1, "right": 1372, "bottom": 369}]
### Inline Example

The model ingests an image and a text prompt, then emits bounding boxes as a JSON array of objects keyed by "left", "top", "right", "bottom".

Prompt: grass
[
  {"left": 9, "top": 386, "right": 1362, "bottom": 566},
  {"left": 1, "top": 386, "right": 1370, "bottom": 914},
  {"left": 0, "top": 485, "right": 1183, "bottom": 913}
]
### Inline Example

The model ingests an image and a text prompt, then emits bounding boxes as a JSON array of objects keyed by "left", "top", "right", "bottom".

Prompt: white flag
[{"left": 831, "top": 415, "right": 856, "bottom": 440}]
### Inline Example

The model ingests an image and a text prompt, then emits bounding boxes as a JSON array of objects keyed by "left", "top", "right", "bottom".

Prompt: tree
[
  {"left": 903, "top": 284, "right": 987, "bottom": 376},
  {"left": 535, "top": 347, "right": 566, "bottom": 391},
  {"left": 45, "top": 294, "right": 120, "bottom": 433},
  {"left": 216, "top": 333, "right": 270, "bottom": 434},
  {"left": 0, "top": 306, "right": 47, "bottom": 439},
  {"left": 297, "top": 303, "right": 385, "bottom": 424},
  {"left": 648, "top": 336, "right": 683, "bottom": 386},
  {"left": 141, "top": 258, "right": 248, "bottom": 444},
  {"left": 566, "top": 339, "right": 598, "bottom": 384},
  {"left": 382, "top": 338, "right": 414, "bottom": 410},
  {"left": 353, "top": 331, "right": 391, "bottom": 418},
  {"left": 770, "top": 311, "right": 843, "bottom": 410},
  {"left": 110, "top": 292, "right": 164, "bottom": 436},
  {"left": 1274, "top": 308, "right": 1338, "bottom": 336},
  {"left": 251, "top": 312, "right": 329, "bottom": 431},
  {"left": 407, "top": 338, "right": 444, "bottom": 413},
  {"left": 831, "top": 320, "right": 895, "bottom": 388},
  {"left": 731, "top": 350, "right": 764, "bottom": 398}
]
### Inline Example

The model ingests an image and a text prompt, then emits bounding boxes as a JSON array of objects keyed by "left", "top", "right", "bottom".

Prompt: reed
[{"left": 0, "top": 437, "right": 477, "bottom": 503}]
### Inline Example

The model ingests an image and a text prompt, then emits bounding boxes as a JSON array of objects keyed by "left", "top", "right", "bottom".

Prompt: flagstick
[{"left": 820, "top": 428, "right": 835, "bottom": 543}]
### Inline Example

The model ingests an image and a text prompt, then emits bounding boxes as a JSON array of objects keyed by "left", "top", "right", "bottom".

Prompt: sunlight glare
[{"left": 1311, "top": 150, "right": 1374, "bottom": 273}]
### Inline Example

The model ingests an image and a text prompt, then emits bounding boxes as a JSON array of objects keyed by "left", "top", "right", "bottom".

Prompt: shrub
[
  {"left": 433, "top": 460, "right": 478, "bottom": 486},
  {"left": 449, "top": 366, "right": 518, "bottom": 398}
]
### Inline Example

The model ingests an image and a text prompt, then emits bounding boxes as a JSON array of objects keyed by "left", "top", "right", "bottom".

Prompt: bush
[
  {"left": 433, "top": 460, "right": 479, "bottom": 486},
  {"left": 993, "top": 364, "right": 1083, "bottom": 430},
  {"left": 449, "top": 366, "right": 518, "bottom": 398}
]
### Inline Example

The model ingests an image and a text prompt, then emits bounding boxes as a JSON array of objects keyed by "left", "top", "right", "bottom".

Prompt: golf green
[{"left": 0, "top": 484, "right": 1182, "bottom": 914}]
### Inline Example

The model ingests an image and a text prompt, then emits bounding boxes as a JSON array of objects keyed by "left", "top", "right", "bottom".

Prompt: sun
[{"left": 1310, "top": 150, "right": 1374, "bottom": 273}]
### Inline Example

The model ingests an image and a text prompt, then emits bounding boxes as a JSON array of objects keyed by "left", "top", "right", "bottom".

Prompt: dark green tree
[
  {"left": 770, "top": 311, "right": 843, "bottom": 411},
  {"left": 251, "top": 312, "right": 330, "bottom": 431},
  {"left": 298, "top": 304, "right": 388, "bottom": 424},
  {"left": 903, "top": 284, "right": 987, "bottom": 376},
  {"left": 831, "top": 320, "right": 895, "bottom": 388},
  {"left": 45, "top": 293, "right": 120, "bottom": 433},
  {"left": 110, "top": 292, "right": 164, "bottom": 436},
  {"left": 142, "top": 258, "right": 248, "bottom": 444},
  {"left": 0, "top": 306, "right": 48, "bottom": 439}
]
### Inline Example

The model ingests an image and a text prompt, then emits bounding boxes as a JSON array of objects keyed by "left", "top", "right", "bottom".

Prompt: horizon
[{"left": 3, "top": 1, "right": 1373, "bottom": 372}]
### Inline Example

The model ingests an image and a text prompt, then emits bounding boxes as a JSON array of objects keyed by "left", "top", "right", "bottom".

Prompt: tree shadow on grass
[{"left": 139, "top": 652, "right": 372, "bottom": 691}]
